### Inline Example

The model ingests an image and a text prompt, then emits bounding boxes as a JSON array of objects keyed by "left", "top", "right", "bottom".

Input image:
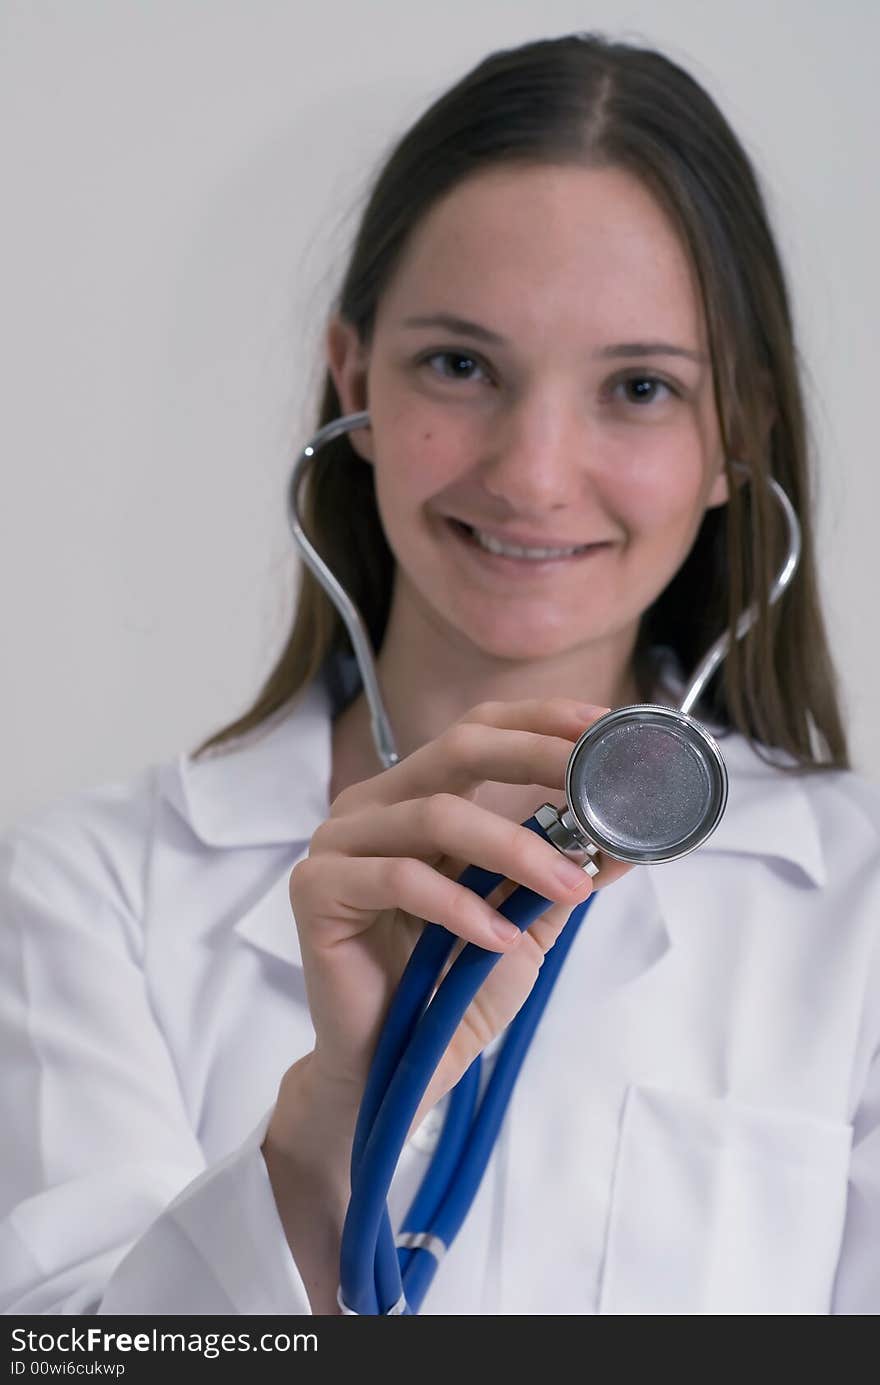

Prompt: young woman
[{"left": 2, "top": 33, "right": 877, "bottom": 1317}]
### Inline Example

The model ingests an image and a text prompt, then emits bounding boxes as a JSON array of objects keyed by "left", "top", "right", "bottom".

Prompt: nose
[{"left": 477, "top": 393, "right": 592, "bottom": 516}]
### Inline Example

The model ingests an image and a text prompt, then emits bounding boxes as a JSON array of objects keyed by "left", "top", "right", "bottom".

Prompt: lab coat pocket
[{"left": 598, "top": 1083, "right": 852, "bottom": 1315}]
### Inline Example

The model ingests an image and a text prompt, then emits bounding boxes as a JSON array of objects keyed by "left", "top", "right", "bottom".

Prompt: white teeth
[{"left": 467, "top": 525, "right": 587, "bottom": 560}]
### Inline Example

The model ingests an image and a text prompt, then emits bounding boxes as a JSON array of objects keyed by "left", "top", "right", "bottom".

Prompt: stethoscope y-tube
[{"left": 287, "top": 410, "right": 802, "bottom": 1315}]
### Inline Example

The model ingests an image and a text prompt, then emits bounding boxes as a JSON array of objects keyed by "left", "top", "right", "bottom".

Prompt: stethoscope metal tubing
[
  {"left": 288, "top": 411, "right": 400, "bottom": 769},
  {"left": 679, "top": 470, "right": 801, "bottom": 715}
]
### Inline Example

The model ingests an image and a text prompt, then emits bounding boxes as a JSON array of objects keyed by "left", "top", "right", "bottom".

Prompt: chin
[{"left": 457, "top": 618, "right": 588, "bottom": 664}]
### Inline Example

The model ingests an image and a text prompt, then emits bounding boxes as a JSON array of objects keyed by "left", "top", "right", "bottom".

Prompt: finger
[
  {"left": 588, "top": 855, "right": 636, "bottom": 889},
  {"left": 332, "top": 699, "right": 609, "bottom": 814},
  {"left": 311, "top": 793, "right": 594, "bottom": 907},
  {"left": 290, "top": 852, "right": 541, "bottom": 953},
  {"left": 525, "top": 898, "right": 582, "bottom": 952},
  {"left": 456, "top": 697, "right": 607, "bottom": 730}
]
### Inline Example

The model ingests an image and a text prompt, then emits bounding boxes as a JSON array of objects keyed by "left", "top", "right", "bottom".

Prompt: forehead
[{"left": 375, "top": 163, "right": 705, "bottom": 345}]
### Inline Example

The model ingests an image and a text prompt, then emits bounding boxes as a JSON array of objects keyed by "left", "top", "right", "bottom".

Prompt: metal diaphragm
[{"left": 563, "top": 705, "right": 728, "bottom": 865}]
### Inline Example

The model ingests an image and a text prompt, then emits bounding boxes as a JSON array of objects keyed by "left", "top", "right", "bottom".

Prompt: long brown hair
[{"left": 194, "top": 32, "right": 849, "bottom": 772}]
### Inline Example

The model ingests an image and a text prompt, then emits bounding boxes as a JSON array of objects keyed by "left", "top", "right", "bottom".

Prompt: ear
[
  {"left": 325, "top": 313, "right": 374, "bottom": 463},
  {"left": 707, "top": 372, "right": 776, "bottom": 511},
  {"left": 704, "top": 462, "right": 731, "bottom": 511}
]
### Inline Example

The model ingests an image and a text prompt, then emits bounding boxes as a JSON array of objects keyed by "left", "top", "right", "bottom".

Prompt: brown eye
[
  {"left": 421, "top": 351, "right": 489, "bottom": 383},
  {"left": 615, "top": 375, "right": 675, "bottom": 405}
]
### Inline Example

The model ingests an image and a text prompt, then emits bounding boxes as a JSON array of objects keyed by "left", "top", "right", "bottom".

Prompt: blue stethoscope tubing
[
  {"left": 341, "top": 815, "right": 595, "bottom": 1315},
  {"left": 393, "top": 1051, "right": 481, "bottom": 1304},
  {"left": 397, "top": 892, "right": 593, "bottom": 1314},
  {"left": 347, "top": 863, "right": 492, "bottom": 1314}
]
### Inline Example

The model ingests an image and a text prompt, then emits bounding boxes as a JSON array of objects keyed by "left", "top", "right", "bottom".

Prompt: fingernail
[
  {"left": 492, "top": 917, "right": 521, "bottom": 943},
  {"left": 555, "top": 858, "right": 590, "bottom": 890},
  {"left": 576, "top": 702, "right": 610, "bottom": 720}
]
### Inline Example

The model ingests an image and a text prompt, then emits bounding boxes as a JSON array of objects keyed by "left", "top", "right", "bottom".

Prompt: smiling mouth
[{"left": 445, "top": 518, "right": 611, "bottom": 564}]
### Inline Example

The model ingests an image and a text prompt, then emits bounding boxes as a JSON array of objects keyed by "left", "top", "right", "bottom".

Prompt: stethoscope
[{"left": 287, "top": 409, "right": 801, "bottom": 1315}]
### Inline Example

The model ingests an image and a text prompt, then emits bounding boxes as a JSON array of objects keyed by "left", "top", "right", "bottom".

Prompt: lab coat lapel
[
  {"left": 658, "top": 731, "right": 825, "bottom": 880},
  {"left": 232, "top": 846, "right": 310, "bottom": 968},
  {"left": 170, "top": 677, "right": 334, "bottom": 849},
  {"left": 164, "top": 678, "right": 336, "bottom": 969},
  {"left": 645, "top": 731, "right": 825, "bottom": 954}
]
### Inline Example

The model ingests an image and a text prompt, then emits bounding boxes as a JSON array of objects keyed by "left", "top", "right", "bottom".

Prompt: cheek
[
  {"left": 371, "top": 415, "right": 472, "bottom": 532},
  {"left": 605, "top": 445, "right": 708, "bottom": 541},
  {"left": 599, "top": 390, "right": 721, "bottom": 528}
]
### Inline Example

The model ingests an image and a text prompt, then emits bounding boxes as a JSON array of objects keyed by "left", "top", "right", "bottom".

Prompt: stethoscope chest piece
[{"left": 537, "top": 704, "right": 729, "bottom": 873}]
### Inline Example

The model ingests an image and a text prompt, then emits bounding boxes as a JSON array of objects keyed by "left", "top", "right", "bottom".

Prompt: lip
[
  {"left": 447, "top": 517, "right": 605, "bottom": 549},
  {"left": 442, "top": 516, "right": 612, "bottom": 572}
]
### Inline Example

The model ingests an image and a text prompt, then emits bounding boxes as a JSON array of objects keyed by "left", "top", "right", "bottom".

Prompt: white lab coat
[{"left": 1, "top": 664, "right": 879, "bottom": 1316}]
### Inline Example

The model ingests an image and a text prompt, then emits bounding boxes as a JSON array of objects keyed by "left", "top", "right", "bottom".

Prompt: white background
[{"left": 1, "top": 0, "right": 877, "bottom": 828}]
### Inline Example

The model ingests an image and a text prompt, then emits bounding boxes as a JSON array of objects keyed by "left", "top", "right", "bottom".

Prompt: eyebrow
[{"left": 399, "top": 313, "right": 707, "bottom": 363}]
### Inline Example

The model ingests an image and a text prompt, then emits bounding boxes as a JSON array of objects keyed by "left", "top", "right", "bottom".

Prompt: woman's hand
[
  {"left": 261, "top": 696, "right": 635, "bottom": 1312},
  {"left": 286, "top": 697, "right": 632, "bottom": 1122}
]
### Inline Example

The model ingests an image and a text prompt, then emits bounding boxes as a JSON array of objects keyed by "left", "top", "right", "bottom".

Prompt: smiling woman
[
  {"left": 194, "top": 38, "right": 845, "bottom": 776},
  {"left": 2, "top": 31, "right": 879, "bottom": 1321}
]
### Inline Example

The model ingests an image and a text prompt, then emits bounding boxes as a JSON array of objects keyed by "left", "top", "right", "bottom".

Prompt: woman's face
[{"left": 327, "top": 163, "right": 728, "bottom": 664}]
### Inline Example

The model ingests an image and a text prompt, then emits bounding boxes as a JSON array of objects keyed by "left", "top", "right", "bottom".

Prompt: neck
[
  {"left": 330, "top": 578, "right": 644, "bottom": 786},
  {"left": 377, "top": 615, "right": 640, "bottom": 764}
]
